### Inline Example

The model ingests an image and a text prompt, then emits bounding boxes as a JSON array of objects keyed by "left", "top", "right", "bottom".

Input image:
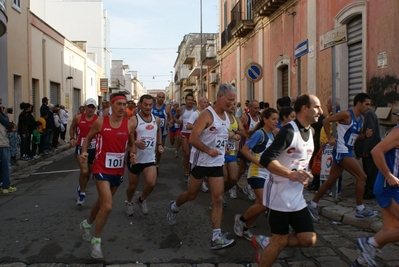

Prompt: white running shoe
[
  {"left": 125, "top": 201, "right": 134, "bottom": 216},
  {"left": 90, "top": 238, "right": 103, "bottom": 258},
  {"left": 229, "top": 186, "right": 237, "bottom": 199},
  {"left": 79, "top": 219, "right": 92, "bottom": 242},
  {"left": 135, "top": 197, "right": 148, "bottom": 215},
  {"left": 201, "top": 181, "right": 209, "bottom": 193},
  {"left": 234, "top": 214, "right": 244, "bottom": 237},
  {"left": 242, "top": 185, "right": 256, "bottom": 201}
]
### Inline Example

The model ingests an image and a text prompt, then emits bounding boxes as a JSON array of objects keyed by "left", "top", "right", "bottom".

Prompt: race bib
[
  {"left": 174, "top": 122, "right": 180, "bottom": 129},
  {"left": 143, "top": 138, "right": 155, "bottom": 148},
  {"left": 159, "top": 118, "right": 165, "bottom": 127},
  {"left": 81, "top": 137, "right": 96, "bottom": 149},
  {"left": 105, "top": 152, "right": 125, "bottom": 169},
  {"left": 348, "top": 133, "right": 358, "bottom": 146},
  {"left": 227, "top": 139, "right": 236, "bottom": 150},
  {"left": 215, "top": 135, "right": 228, "bottom": 152}
]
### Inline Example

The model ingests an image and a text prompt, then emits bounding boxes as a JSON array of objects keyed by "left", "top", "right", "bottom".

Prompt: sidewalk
[{"left": 10, "top": 142, "right": 73, "bottom": 174}]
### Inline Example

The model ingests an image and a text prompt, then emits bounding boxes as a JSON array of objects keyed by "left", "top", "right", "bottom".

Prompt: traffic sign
[
  {"left": 244, "top": 62, "right": 263, "bottom": 83},
  {"left": 294, "top": 39, "right": 308, "bottom": 59}
]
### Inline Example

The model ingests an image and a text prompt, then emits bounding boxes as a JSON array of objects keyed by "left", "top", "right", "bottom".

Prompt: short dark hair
[
  {"left": 185, "top": 93, "right": 194, "bottom": 100},
  {"left": 139, "top": 94, "right": 154, "bottom": 103},
  {"left": 353, "top": 93, "right": 371, "bottom": 106},
  {"left": 294, "top": 94, "right": 312, "bottom": 113},
  {"left": 36, "top": 121, "right": 42, "bottom": 127},
  {"left": 279, "top": 106, "right": 295, "bottom": 121},
  {"left": 42, "top": 97, "right": 48, "bottom": 103}
]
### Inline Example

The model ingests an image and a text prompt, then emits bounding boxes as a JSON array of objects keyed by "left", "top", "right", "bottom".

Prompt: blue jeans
[{"left": 0, "top": 147, "right": 11, "bottom": 189}]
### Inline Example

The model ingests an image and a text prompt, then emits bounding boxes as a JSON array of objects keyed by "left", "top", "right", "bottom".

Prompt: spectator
[
  {"left": 40, "top": 97, "right": 54, "bottom": 153},
  {"left": 236, "top": 102, "right": 243, "bottom": 118},
  {"left": 31, "top": 121, "right": 42, "bottom": 159},
  {"left": 0, "top": 106, "right": 17, "bottom": 194},
  {"left": 7, "top": 122, "right": 18, "bottom": 166},
  {"left": 38, "top": 110, "right": 48, "bottom": 155},
  {"left": 59, "top": 105, "right": 69, "bottom": 142},
  {"left": 18, "top": 102, "right": 33, "bottom": 160},
  {"left": 354, "top": 107, "right": 381, "bottom": 199},
  {"left": 52, "top": 106, "right": 62, "bottom": 148}
]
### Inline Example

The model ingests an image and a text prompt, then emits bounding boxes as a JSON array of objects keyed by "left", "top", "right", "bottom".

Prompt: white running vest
[
  {"left": 135, "top": 113, "right": 158, "bottom": 164},
  {"left": 181, "top": 107, "right": 195, "bottom": 134},
  {"left": 190, "top": 106, "right": 230, "bottom": 167},
  {"left": 263, "top": 121, "right": 314, "bottom": 211}
]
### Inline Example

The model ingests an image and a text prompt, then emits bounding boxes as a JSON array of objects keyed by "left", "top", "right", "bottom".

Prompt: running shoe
[
  {"left": 1, "top": 186, "right": 17, "bottom": 194},
  {"left": 174, "top": 151, "right": 178, "bottom": 158},
  {"left": 201, "top": 181, "right": 209, "bottom": 193},
  {"left": 234, "top": 214, "right": 245, "bottom": 237},
  {"left": 229, "top": 186, "right": 237, "bottom": 199},
  {"left": 79, "top": 219, "right": 92, "bottom": 242},
  {"left": 76, "top": 192, "right": 86, "bottom": 206},
  {"left": 211, "top": 232, "right": 235, "bottom": 250},
  {"left": 355, "top": 207, "right": 378, "bottom": 219},
  {"left": 166, "top": 200, "right": 178, "bottom": 225},
  {"left": 307, "top": 202, "right": 320, "bottom": 221},
  {"left": 222, "top": 194, "right": 228, "bottom": 208},
  {"left": 357, "top": 237, "right": 377, "bottom": 266},
  {"left": 125, "top": 201, "right": 134, "bottom": 216},
  {"left": 351, "top": 257, "right": 366, "bottom": 267},
  {"left": 90, "top": 237, "right": 103, "bottom": 258},
  {"left": 135, "top": 197, "right": 148, "bottom": 215},
  {"left": 242, "top": 184, "right": 256, "bottom": 201},
  {"left": 242, "top": 229, "right": 254, "bottom": 241},
  {"left": 252, "top": 235, "right": 270, "bottom": 264}
]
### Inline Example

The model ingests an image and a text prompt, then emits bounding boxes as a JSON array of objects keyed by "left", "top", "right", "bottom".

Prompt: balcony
[
  {"left": 209, "top": 73, "right": 220, "bottom": 84},
  {"left": 201, "top": 44, "right": 217, "bottom": 66},
  {"left": 253, "top": 0, "right": 288, "bottom": 17},
  {"left": 231, "top": 0, "right": 255, "bottom": 38},
  {"left": 221, "top": 22, "right": 234, "bottom": 48},
  {"left": 188, "top": 66, "right": 207, "bottom": 78},
  {"left": 0, "top": 0, "right": 6, "bottom": 37}
]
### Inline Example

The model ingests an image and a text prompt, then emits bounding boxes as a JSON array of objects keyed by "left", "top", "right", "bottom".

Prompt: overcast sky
[{"left": 103, "top": 0, "right": 219, "bottom": 90}]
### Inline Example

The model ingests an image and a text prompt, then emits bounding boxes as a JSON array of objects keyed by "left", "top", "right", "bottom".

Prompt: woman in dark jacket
[{"left": 18, "top": 102, "right": 33, "bottom": 160}]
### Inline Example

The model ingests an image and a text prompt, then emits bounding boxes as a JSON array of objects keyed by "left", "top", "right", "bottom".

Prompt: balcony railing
[
  {"left": 253, "top": 0, "right": 288, "bottom": 17},
  {"left": 221, "top": 22, "right": 234, "bottom": 48},
  {"left": 231, "top": 0, "right": 255, "bottom": 38}
]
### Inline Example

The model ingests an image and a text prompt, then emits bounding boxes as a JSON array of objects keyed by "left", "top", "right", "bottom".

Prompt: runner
[
  {"left": 234, "top": 108, "right": 278, "bottom": 241},
  {"left": 78, "top": 93, "right": 137, "bottom": 259},
  {"left": 174, "top": 93, "right": 196, "bottom": 182},
  {"left": 252, "top": 94, "right": 321, "bottom": 266},
  {"left": 166, "top": 83, "right": 237, "bottom": 250},
  {"left": 152, "top": 92, "right": 173, "bottom": 170},
  {"left": 125, "top": 94, "right": 164, "bottom": 216},
  {"left": 125, "top": 100, "right": 136, "bottom": 119},
  {"left": 307, "top": 93, "right": 378, "bottom": 220},
  {"left": 69, "top": 98, "right": 99, "bottom": 206},
  {"left": 169, "top": 102, "right": 181, "bottom": 158}
]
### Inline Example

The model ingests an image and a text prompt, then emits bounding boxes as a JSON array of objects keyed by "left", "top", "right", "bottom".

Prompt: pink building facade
[{"left": 219, "top": 0, "right": 399, "bottom": 116}]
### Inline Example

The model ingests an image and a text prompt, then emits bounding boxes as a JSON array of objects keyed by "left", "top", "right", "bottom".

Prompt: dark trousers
[
  {"left": 20, "top": 134, "right": 31, "bottom": 157},
  {"left": 60, "top": 123, "right": 67, "bottom": 140},
  {"left": 44, "top": 129, "right": 54, "bottom": 151},
  {"left": 53, "top": 127, "right": 61, "bottom": 148},
  {"left": 362, "top": 156, "right": 378, "bottom": 194},
  {"left": 39, "top": 134, "right": 45, "bottom": 154}
]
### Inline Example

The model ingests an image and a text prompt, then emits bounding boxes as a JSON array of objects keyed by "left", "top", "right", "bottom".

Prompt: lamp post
[
  {"left": 199, "top": 0, "right": 203, "bottom": 97},
  {"left": 170, "top": 70, "right": 173, "bottom": 102}
]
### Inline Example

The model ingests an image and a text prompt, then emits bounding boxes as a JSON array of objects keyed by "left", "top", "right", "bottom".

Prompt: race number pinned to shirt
[
  {"left": 215, "top": 135, "right": 228, "bottom": 153},
  {"left": 105, "top": 152, "right": 125, "bottom": 169}
]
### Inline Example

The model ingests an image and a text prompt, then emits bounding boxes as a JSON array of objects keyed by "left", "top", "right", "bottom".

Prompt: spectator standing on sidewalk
[
  {"left": 354, "top": 107, "right": 381, "bottom": 199},
  {"left": 31, "top": 121, "right": 42, "bottom": 159},
  {"left": 7, "top": 122, "right": 18, "bottom": 165},
  {"left": 59, "top": 105, "right": 69, "bottom": 142},
  {"left": 52, "top": 106, "right": 62, "bottom": 149},
  {"left": 70, "top": 98, "right": 99, "bottom": 206},
  {"left": 0, "top": 106, "right": 17, "bottom": 194},
  {"left": 252, "top": 94, "right": 321, "bottom": 266},
  {"left": 78, "top": 93, "right": 136, "bottom": 258},
  {"left": 18, "top": 102, "right": 33, "bottom": 160},
  {"left": 307, "top": 93, "right": 378, "bottom": 220},
  {"left": 167, "top": 83, "right": 237, "bottom": 250},
  {"left": 353, "top": 124, "right": 399, "bottom": 267}
]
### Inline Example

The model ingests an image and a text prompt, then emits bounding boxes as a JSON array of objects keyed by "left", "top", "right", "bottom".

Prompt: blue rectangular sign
[{"left": 294, "top": 39, "right": 309, "bottom": 59}]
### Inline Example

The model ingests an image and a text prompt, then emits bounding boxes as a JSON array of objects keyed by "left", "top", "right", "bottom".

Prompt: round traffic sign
[{"left": 244, "top": 62, "right": 263, "bottom": 83}]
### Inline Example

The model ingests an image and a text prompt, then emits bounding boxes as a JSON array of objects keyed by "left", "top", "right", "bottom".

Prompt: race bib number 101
[{"left": 105, "top": 152, "right": 125, "bottom": 168}]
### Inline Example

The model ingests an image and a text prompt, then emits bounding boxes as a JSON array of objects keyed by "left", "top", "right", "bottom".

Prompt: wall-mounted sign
[
  {"left": 244, "top": 62, "right": 263, "bottom": 83},
  {"left": 100, "top": 78, "right": 109, "bottom": 93},
  {"left": 294, "top": 39, "right": 308, "bottom": 59},
  {"left": 320, "top": 25, "right": 347, "bottom": 51},
  {"left": 377, "top": 52, "right": 387, "bottom": 69}
]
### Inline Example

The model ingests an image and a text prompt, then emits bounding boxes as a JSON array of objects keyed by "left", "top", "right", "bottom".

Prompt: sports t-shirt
[
  {"left": 246, "top": 129, "right": 274, "bottom": 178},
  {"left": 92, "top": 116, "right": 129, "bottom": 176},
  {"left": 77, "top": 113, "right": 98, "bottom": 150},
  {"left": 152, "top": 103, "right": 167, "bottom": 136},
  {"left": 135, "top": 113, "right": 158, "bottom": 164},
  {"left": 335, "top": 109, "right": 363, "bottom": 153},
  {"left": 190, "top": 106, "right": 230, "bottom": 167},
  {"left": 260, "top": 120, "right": 314, "bottom": 212}
]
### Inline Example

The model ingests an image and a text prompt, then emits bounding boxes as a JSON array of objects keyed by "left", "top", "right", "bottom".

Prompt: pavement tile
[{"left": 314, "top": 256, "right": 349, "bottom": 267}]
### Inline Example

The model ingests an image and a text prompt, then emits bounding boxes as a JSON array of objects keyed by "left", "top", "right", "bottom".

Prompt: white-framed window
[{"left": 12, "top": 0, "right": 21, "bottom": 12}]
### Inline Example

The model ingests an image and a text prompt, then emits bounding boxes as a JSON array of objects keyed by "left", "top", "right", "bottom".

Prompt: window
[
  {"left": 247, "top": 0, "right": 253, "bottom": 20},
  {"left": 12, "top": 0, "right": 21, "bottom": 12}
]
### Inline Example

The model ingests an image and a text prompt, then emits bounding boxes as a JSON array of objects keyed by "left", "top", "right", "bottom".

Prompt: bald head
[{"left": 198, "top": 97, "right": 209, "bottom": 110}]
